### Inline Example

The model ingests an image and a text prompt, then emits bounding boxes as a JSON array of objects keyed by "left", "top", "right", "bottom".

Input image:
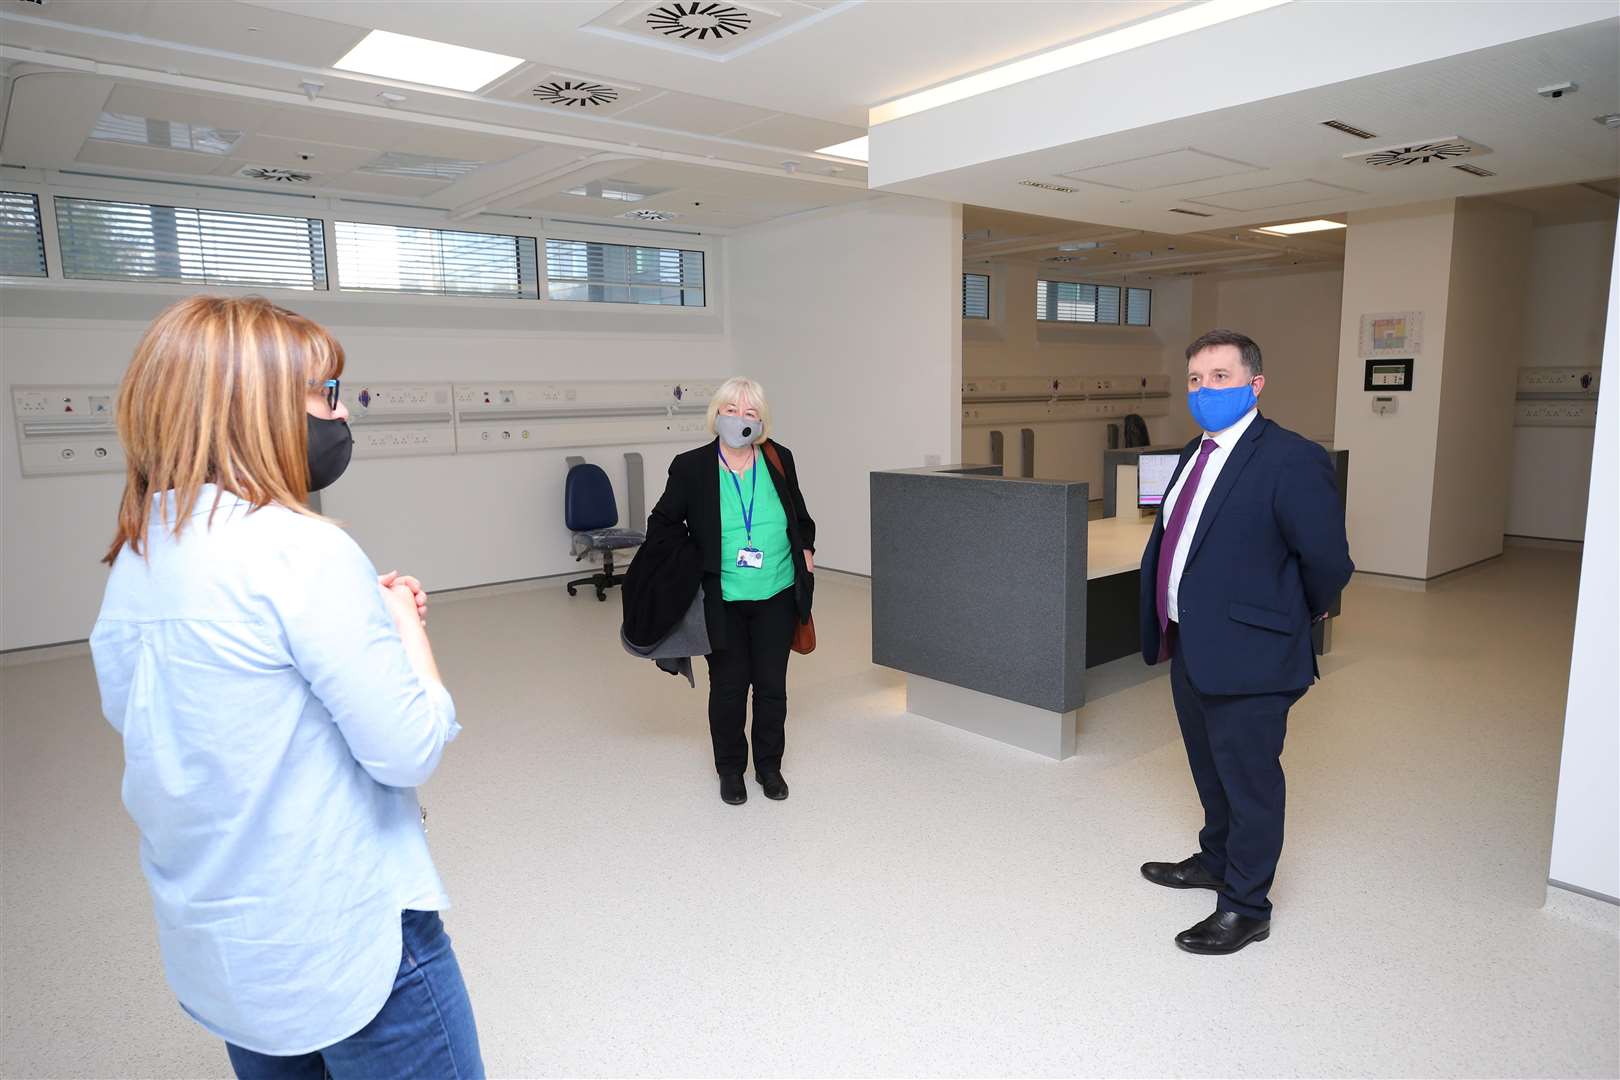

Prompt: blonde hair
[
  {"left": 705, "top": 376, "right": 770, "bottom": 445},
  {"left": 104, "top": 295, "right": 345, "bottom": 564}
]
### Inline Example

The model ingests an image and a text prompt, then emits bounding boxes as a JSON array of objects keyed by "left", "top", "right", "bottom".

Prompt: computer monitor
[{"left": 1136, "top": 452, "right": 1181, "bottom": 509}]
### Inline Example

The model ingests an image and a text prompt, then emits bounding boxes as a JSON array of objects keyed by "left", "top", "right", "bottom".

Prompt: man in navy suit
[{"left": 1138, "top": 329, "right": 1354, "bottom": 955}]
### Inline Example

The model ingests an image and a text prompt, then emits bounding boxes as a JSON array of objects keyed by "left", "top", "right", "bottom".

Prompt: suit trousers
[
  {"left": 1169, "top": 624, "right": 1305, "bottom": 919},
  {"left": 704, "top": 585, "right": 797, "bottom": 775}
]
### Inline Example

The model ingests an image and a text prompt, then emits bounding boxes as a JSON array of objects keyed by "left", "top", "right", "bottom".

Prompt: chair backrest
[
  {"left": 565, "top": 463, "right": 619, "bottom": 532},
  {"left": 1122, "top": 413, "right": 1151, "bottom": 448}
]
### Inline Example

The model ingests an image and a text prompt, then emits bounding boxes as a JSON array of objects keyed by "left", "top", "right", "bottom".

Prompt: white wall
[
  {"left": 1506, "top": 217, "right": 1616, "bottom": 541},
  {"left": 1207, "top": 269, "right": 1344, "bottom": 443},
  {"left": 1333, "top": 201, "right": 1457, "bottom": 578},
  {"left": 961, "top": 261, "right": 1191, "bottom": 490},
  {"left": 728, "top": 195, "right": 961, "bottom": 575},
  {"left": 1547, "top": 217, "right": 1620, "bottom": 902},
  {"left": 1, "top": 286, "right": 730, "bottom": 651},
  {"left": 1428, "top": 199, "right": 1532, "bottom": 576}
]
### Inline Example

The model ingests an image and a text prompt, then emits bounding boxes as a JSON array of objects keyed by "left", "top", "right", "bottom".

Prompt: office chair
[{"left": 564, "top": 462, "right": 645, "bottom": 601}]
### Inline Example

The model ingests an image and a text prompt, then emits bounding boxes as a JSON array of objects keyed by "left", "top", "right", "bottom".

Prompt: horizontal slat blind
[
  {"left": 545, "top": 239, "right": 704, "bottom": 307},
  {"left": 1036, "top": 279, "right": 1097, "bottom": 322},
  {"left": 1126, "top": 287, "right": 1152, "bottom": 326},
  {"left": 336, "top": 221, "right": 538, "bottom": 298},
  {"left": 0, "top": 192, "right": 47, "bottom": 277},
  {"left": 963, "top": 272, "right": 989, "bottom": 318},
  {"left": 55, "top": 197, "right": 326, "bottom": 289},
  {"left": 1095, "top": 284, "right": 1121, "bottom": 324}
]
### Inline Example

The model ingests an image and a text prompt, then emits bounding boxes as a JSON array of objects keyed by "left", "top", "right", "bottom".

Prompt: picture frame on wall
[{"left": 1359, "top": 311, "right": 1424, "bottom": 359}]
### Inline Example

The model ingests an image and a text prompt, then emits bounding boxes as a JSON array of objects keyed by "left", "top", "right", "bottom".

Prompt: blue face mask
[{"left": 1187, "top": 382, "right": 1257, "bottom": 433}]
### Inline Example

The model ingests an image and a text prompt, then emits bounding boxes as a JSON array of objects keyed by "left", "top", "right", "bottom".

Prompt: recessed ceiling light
[
  {"left": 1057, "top": 241, "right": 1099, "bottom": 251},
  {"left": 334, "top": 30, "right": 524, "bottom": 93},
  {"left": 1596, "top": 113, "right": 1620, "bottom": 129},
  {"left": 360, "top": 152, "right": 484, "bottom": 181},
  {"left": 870, "top": 0, "right": 1292, "bottom": 125},
  {"left": 816, "top": 136, "right": 869, "bottom": 163},
  {"left": 1252, "top": 219, "right": 1346, "bottom": 236}
]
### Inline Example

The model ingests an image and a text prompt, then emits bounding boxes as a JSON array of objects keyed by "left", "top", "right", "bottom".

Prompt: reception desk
[{"left": 870, "top": 465, "right": 1152, "bottom": 760}]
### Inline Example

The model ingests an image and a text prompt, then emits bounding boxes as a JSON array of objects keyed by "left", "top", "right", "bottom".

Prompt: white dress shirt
[
  {"left": 91, "top": 486, "right": 459, "bottom": 1055},
  {"left": 1162, "top": 407, "right": 1259, "bottom": 622}
]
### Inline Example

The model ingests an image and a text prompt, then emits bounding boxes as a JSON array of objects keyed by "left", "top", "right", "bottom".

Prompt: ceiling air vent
[
  {"left": 622, "top": 209, "right": 677, "bottom": 222},
  {"left": 238, "top": 166, "right": 313, "bottom": 184},
  {"left": 1453, "top": 163, "right": 1496, "bottom": 178},
  {"left": 531, "top": 79, "right": 621, "bottom": 108},
  {"left": 1351, "top": 137, "right": 1489, "bottom": 169},
  {"left": 1045, "top": 255, "right": 1083, "bottom": 263},
  {"left": 1019, "top": 179, "right": 1079, "bottom": 194},
  {"left": 645, "top": 2, "right": 752, "bottom": 41},
  {"left": 1321, "top": 119, "right": 1377, "bottom": 140},
  {"left": 1168, "top": 207, "right": 1213, "bottom": 217}
]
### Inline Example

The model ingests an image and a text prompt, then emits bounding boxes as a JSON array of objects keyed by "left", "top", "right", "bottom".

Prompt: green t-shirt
[{"left": 718, "top": 457, "right": 796, "bottom": 602}]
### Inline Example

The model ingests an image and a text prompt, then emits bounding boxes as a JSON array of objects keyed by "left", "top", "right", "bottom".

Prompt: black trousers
[
  {"left": 1169, "top": 625, "right": 1305, "bottom": 920},
  {"left": 704, "top": 586, "right": 797, "bottom": 775}
]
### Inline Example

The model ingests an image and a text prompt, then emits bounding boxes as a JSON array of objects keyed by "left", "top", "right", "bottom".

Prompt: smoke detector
[
  {"left": 1019, "top": 179, "right": 1080, "bottom": 194},
  {"left": 1350, "top": 137, "right": 1489, "bottom": 169},
  {"left": 531, "top": 79, "right": 621, "bottom": 108},
  {"left": 237, "top": 166, "right": 313, "bottom": 183},
  {"left": 622, "top": 209, "right": 677, "bottom": 222}
]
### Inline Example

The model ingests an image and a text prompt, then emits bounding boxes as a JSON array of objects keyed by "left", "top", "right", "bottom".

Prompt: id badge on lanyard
[{"left": 723, "top": 445, "right": 766, "bottom": 570}]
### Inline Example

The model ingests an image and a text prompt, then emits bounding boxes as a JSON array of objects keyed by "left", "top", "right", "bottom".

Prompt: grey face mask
[{"left": 715, "top": 414, "right": 758, "bottom": 449}]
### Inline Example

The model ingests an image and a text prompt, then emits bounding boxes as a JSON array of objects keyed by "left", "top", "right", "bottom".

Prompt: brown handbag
[{"left": 760, "top": 440, "right": 816, "bottom": 655}]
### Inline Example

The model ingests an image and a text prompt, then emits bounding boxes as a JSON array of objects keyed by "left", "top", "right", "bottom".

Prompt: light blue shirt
[{"left": 90, "top": 486, "right": 460, "bottom": 1056}]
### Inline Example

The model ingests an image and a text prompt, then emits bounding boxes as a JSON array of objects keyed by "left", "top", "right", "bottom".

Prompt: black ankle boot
[{"left": 719, "top": 773, "right": 747, "bottom": 805}]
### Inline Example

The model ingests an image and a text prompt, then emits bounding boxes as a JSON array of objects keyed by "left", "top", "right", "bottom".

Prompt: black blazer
[
  {"left": 648, "top": 438, "right": 816, "bottom": 651},
  {"left": 1138, "top": 414, "right": 1353, "bottom": 695}
]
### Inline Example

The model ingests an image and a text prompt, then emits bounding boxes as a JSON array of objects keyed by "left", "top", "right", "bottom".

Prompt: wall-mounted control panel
[
  {"left": 1513, "top": 366, "right": 1600, "bottom": 428},
  {"left": 1515, "top": 366, "right": 1600, "bottom": 398},
  {"left": 340, "top": 383, "right": 455, "bottom": 459},
  {"left": 11, "top": 386, "right": 124, "bottom": 476},
  {"left": 454, "top": 380, "right": 721, "bottom": 453},
  {"left": 961, "top": 373, "right": 1170, "bottom": 427}
]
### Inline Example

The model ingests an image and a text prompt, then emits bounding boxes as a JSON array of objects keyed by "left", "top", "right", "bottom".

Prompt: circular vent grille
[
  {"left": 532, "top": 80, "right": 620, "bottom": 108},
  {"left": 239, "top": 166, "right": 312, "bottom": 183},
  {"left": 622, "top": 209, "right": 677, "bottom": 222},
  {"left": 1363, "top": 141, "right": 1476, "bottom": 168},
  {"left": 645, "top": 2, "right": 752, "bottom": 40}
]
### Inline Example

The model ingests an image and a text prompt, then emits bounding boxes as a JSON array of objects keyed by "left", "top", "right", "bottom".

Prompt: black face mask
[{"left": 307, "top": 414, "right": 353, "bottom": 493}]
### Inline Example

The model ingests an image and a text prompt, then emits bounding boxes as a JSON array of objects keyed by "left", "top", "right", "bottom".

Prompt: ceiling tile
[
  {"left": 258, "top": 107, "right": 401, "bottom": 149},
  {"left": 76, "top": 139, "right": 229, "bottom": 176},
  {"left": 103, "top": 84, "right": 273, "bottom": 133},
  {"left": 720, "top": 113, "right": 865, "bottom": 151},
  {"left": 230, "top": 133, "right": 380, "bottom": 173},
  {"left": 323, "top": 173, "right": 452, "bottom": 199},
  {"left": 1059, "top": 149, "right": 1265, "bottom": 191},
  {"left": 383, "top": 126, "right": 534, "bottom": 163},
  {"left": 1187, "top": 180, "right": 1364, "bottom": 212},
  {"left": 611, "top": 91, "right": 777, "bottom": 137},
  {"left": 134, "top": 1, "right": 369, "bottom": 66}
]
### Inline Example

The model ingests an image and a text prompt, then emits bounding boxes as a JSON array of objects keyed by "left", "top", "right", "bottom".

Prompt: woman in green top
[{"left": 647, "top": 377, "right": 817, "bottom": 805}]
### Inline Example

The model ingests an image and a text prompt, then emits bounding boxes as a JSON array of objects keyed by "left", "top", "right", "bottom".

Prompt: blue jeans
[{"left": 226, "top": 910, "right": 484, "bottom": 1080}]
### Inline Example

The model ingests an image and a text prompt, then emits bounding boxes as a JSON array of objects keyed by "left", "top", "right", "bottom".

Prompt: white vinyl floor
[{"left": 2, "top": 543, "right": 1616, "bottom": 1078}]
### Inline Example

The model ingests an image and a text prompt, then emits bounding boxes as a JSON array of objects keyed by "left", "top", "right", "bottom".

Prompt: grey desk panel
[{"left": 871, "top": 467, "right": 1088, "bottom": 714}]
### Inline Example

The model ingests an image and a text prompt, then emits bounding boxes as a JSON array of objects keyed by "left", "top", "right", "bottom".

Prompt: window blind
[
  {"left": 55, "top": 196, "right": 327, "bottom": 289},
  {"left": 1126, "top": 287, "right": 1152, "bottom": 326},
  {"left": 1036, "top": 279, "right": 1098, "bottom": 322},
  {"left": 336, "top": 221, "right": 538, "bottom": 298},
  {"left": 963, "top": 273, "right": 989, "bottom": 319},
  {"left": 0, "top": 192, "right": 47, "bottom": 277},
  {"left": 1095, "top": 284, "right": 1121, "bottom": 324},
  {"left": 545, "top": 238, "right": 704, "bottom": 307}
]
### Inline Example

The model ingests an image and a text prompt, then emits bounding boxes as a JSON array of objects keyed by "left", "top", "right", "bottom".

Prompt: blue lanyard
[{"left": 719, "top": 444, "right": 758, "bottom": 546}]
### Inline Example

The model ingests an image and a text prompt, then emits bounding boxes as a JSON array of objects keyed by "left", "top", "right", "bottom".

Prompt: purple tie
[{"left": 1156, "top": 438, "right": 1219, "bottom": 657}]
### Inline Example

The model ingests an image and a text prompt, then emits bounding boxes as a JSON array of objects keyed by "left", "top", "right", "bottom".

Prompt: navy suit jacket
[{"left": 1138, "top": 414, "right": 1354, "bottom": 695}]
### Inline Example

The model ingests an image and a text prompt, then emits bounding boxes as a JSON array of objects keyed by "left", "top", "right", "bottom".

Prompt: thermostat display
[{"left": 1364, "top": 358, "right": 1414, "bottom": 392}]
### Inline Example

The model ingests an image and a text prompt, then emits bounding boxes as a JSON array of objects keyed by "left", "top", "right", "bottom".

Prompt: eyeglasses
[{"left": 308, "top": 378, "right": 340, "bottom": 411}]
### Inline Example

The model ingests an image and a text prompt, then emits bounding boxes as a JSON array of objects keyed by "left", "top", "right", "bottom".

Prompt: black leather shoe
[
  {"left": 1141, "top": 855, "right": 1224, "bottom": 891},
  {"left": 1175, "top": 910, "right": 1270, "bottom": 955},
  {"left": 756, "top": 769, "right": 789, "bottom": 800},
  {"left": 719, "top": 773, "right": 747, "bottom": 805}
]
